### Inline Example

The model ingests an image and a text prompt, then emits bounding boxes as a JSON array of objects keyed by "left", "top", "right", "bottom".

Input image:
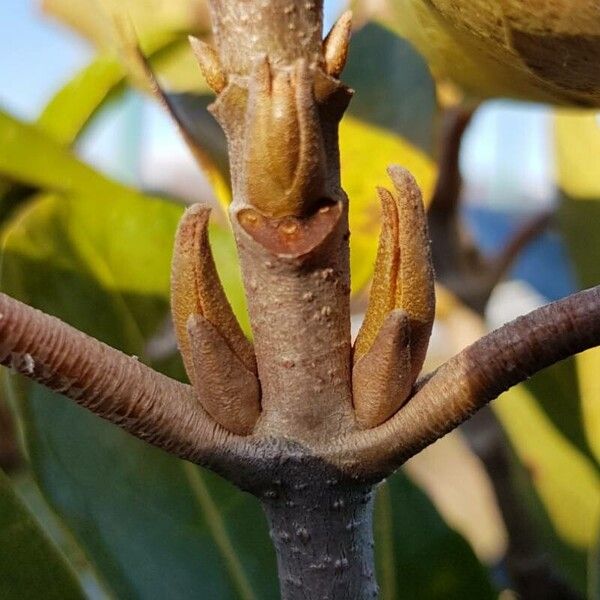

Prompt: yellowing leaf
[
  {"left": 373, "top": 0, "right": 600, "bottom": 105},
  {"left": 554, "top": 109, "right": 600, "bottom": 200},
  {"left": 43, "top": 0, "right": 210, "bottom": 51},
  {"left": 576, "top": 348, "right": 600, "bottom": 466},
  {"left": 43, "top": 0, "right": 212, "bottom": 93},
  {"left": 341, "top": 115, "right": 437, "bottom": 294},
  {"left": 495, "top": 385, "right": 600, "bottom": 549}
]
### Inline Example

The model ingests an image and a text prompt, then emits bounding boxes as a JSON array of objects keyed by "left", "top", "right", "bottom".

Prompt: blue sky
[{"left": 0, "top": 0, "right": 93, "bottom": 119}]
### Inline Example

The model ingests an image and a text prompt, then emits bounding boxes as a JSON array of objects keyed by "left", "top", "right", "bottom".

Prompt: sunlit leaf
[
  {"left": 43, "top": 0, "right": 212, "bottom": 93},
  {"left": 365, "top": 0, "right": 600, "bottom": 105},
  {"left": 36, "top": 33, "right": 184, "bottom": 146},
  {"left": 0, "top": 468, "right": 85, "bottom": 600},
  {"left": 37, "top": 55, "right": 125, "bottom": 146},
  {"left": 554, "top": 109, "right": 600, "bottom": 466},
  {"left": 555, "top": 110, "right": 600, "bottom": 201},
  {"left": 494, "top": 386, "right": 600, "bottom": 551},
  {"left": 44, "top": 0, "right": 209, "bottom": 49},
  {"left": 522, "top": 359, "right": 597, "bottom": 468},
  {"left": 576, "top": 349, "right": 600, "bottom": 467},
  {"left": 0, "top": 108, "right": 135, "bottom": 201}
]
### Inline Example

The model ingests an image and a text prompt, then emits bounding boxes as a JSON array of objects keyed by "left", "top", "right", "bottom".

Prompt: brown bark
[{"left": 0, "top": 292, "right": 236, "bottom": 466}]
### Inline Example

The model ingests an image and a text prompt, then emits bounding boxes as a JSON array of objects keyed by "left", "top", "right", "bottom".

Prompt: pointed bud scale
[
  {"left": 189, "top": 36, "right": 227, "bottom": 94},
  {"left": 171, "top": 204, "right": 257, "bottom": 382},
  {"left": 353, "top": 310, "right": 413, "bottom": 428},
  {"left": 186, "top": 315, "right": 260, "bottom": 435},
  {"left": 387, "top": 165, "right": 435, "bottom": 382},
  {"left": 323, "top": 10, "right": 352, "bottom": 78},
  {"left": 353, "top": 185, "right": 399, "bottom": 362},
  {"left": 352, "top": 166, "right": 435, "bottom": 428}
]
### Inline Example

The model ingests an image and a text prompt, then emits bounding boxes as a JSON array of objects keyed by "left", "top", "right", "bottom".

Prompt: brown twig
[
  {"left": 429, "top": 106, "right": 475, "bottom": 215},
  {"left": 0, "top": 292, "right": 231, "bottom": 465},
  {"left": 346, "top": 285, "right": 600, "bottom": 474}
]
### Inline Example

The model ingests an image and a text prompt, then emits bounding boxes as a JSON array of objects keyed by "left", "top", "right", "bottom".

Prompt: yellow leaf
[
  {"left": 375, "top": 0, "right": 600, "bottom": 106},
  {"left": 494, "top": 385, "right": 600, "bottom": 549},
  {"left": 575, "top": 348, "right": 600, "bottom": 465},
  {"left": 341, "top": 115, "right": 437, "bottom": 294},
  {"left": 554, "top": 109, "right": 600, "bottom": 200},
  {"left": 43, "top": 0, "right": 212, "bottom": 93}
]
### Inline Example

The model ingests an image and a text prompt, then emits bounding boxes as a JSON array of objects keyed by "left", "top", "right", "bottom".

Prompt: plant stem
[{"left": 260, "top": 467, "right": 377, "bottom": 599}]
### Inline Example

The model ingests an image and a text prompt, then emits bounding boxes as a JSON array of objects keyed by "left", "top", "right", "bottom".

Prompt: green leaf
[
  {"left": 498, "top": 429, "right": 591, "bottom": 595},
  {"left": 344, "top": 21, "right": 437, "bottom": 156},
  {"left": 0, "top": 190, "right": 270, "bottom": 599},
  {"left": 0, "top": 467, "right": 85, "bottom": 600},
  {"left": 36, "top": 55, "right": 125, "bottom": 146},
  {"left": 36, "top": 34, "right": 184, "bottom": 147},
  {"left": 366, "top": 0, "right": 600, "bottom": 105},
  {"left": 522, "top": 359, "right": 598, "bottom": 469},
  {"left": 0, "top": 108, "right": 135, "bottom": 201},
  {"left": 375, "top": 471, "right": 496, "bottom": 600},
  {"left": 555, "top": 110, "right": 600, "bottom": 202}
]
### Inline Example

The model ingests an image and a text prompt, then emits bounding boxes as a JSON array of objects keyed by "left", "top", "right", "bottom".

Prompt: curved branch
[
  {"left": 344, "top": 285, "right": 600, "bottom": 475},
  {"left": 0, "top": 292, "right": 233, "bottom": 465}
]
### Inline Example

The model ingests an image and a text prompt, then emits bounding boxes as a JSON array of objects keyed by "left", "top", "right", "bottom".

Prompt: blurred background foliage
[{"left": 0, "top": 0, "right": 599, "bottom": 598}]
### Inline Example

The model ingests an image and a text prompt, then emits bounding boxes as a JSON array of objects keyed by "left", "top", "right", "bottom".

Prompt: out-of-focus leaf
[
  {"left": 522, "top": 359, "right": 597, "bottom": 469},
  {"left": 43, "top": 0, "right": 212, "bottom": 93},
  {"left": 0, "top": 190, "right": 270, "bottom": 599},
  {"left": 495, "top": 371, "right": 600, "bottom": 592},
  {"left": 375, "top": 471, "right": 496, "bottom": 600},
  {"left": 555, "top": 110, "right": 600, "bottom": 201},
  {"left": 0, "top": 108, "right": 135, "bottom": 201},
  {"left": 366, "top": 0, "right": 600, "bottom": 106},
  {"left": 44, "top": 0, "right": 209, "bottom": 49},
  {"left": 576, "top": 349, "right": 600, "bottom": 467},
  {"left": 494, "top": 386, "right": 600, "bottom": 551},
  {"left": 592, "top": 525, "right": 600, "bottom": 600},
  {"left": 558, "top": 191, "right": 600, "bottom": 292},
  {"left": 342, "top": 115, "right": 437, "bottom": 294},
  {"left": 0, "top": 468, "right": 85, "bottom": 600},
  {"left": 498, "top": 427, "right": 590, "bottom": 594},
  {"left": 344, "top": 22, "right": 437, "bottom": 156},
  {"left": 37, "top": 55, "right": 125, "bottom": 146},
  {"left": 554, "top": 109, "right": 600, "bottom": 466},
  {"left": 36, "top": 33, "right": 183, "bottom": 146}
]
